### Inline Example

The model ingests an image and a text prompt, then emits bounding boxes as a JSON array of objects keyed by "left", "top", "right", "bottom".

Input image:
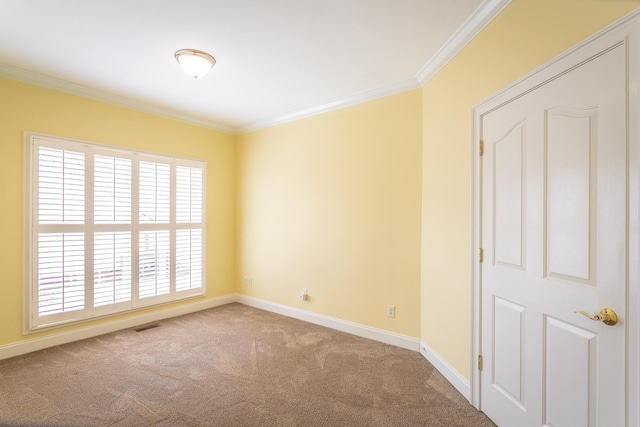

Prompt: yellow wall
[
  {"left": 421, "top": 0, "right": 640, "bottom": 380},
  {"left": 2, "top": 0, "right": 639, "bottom": 387},
  {"left": 0, "top": 77, "right": 236, "bottom": 346},
  {"left": 237, "top": 90, "right": 422, "bottom": 337}
]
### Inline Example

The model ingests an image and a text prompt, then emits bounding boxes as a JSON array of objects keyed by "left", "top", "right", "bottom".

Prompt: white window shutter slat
[
  {"left": 176, "top": 229, "right": 203, "bottom": 291},
  {"left": 94, "top": 232, "right": 132, "bottom": 307},
  {"left": 37, "top": 233, "right": 85, "bottom": 316},
  {"left": 139, "top": 230, "right": 171, "bottom": 299},
  {"left": 94, "top": 155, "right": 132, "bottom": 224}
]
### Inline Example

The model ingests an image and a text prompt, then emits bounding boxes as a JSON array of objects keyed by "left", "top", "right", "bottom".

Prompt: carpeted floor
[{"left": 0, "top": 303, "right": 496, "bottom": 426}]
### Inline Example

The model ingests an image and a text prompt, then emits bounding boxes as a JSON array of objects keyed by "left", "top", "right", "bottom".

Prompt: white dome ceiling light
[{"left": 175, "top": 49, "right": 216, "bottom": 79}]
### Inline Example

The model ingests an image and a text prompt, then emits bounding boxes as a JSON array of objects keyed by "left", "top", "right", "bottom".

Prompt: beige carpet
[{"left": 0, "top": 303, "right": 495, "bottom": 426}]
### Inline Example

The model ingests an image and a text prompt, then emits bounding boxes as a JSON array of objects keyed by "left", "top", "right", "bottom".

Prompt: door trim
[{"left": 470, "top": 9, "right": 640, "bottom": 425}]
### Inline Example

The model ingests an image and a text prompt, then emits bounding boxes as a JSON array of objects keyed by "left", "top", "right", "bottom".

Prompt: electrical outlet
[
  {"left": 243, "top": 277, "right": 252, "bottom": 287},
  {"left": 299, "top": 288, "right": 308, "bottom": 301},
  {"left": 387, "top": 305, "right": 395, "bottom": 318}
]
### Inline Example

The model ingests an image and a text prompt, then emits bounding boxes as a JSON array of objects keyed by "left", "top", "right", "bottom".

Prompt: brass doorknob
[{"left": 575, "top": 308, "right": 618, "bottom": 326}]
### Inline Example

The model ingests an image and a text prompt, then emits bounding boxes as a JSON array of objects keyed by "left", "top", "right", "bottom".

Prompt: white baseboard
[
  {"left": 235, "top": 294, "right": 421, "bottom": 351},
  {"left": 1, "top": 293, "right": 469, "bottom": 406},
  {"left": 237, "top": 296, "right": 471, "bottom": 401},
  {"left": 420, "top": 341, "right": 471, "bottom": 401},
  {"left": 0, "top": 294, "right": 235, "bottom": 361},
  {"left": 2, "top": 293, "right": 421, "bottom": 359}
]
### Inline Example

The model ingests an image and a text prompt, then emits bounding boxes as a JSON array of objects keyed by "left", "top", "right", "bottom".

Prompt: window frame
[{"left": 24, "top": 132, "right": 207, "bottom": 332}]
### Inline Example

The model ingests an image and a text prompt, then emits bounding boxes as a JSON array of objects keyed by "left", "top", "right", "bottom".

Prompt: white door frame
[{"left": 470, "top": 9, "right": 640, "bottom": 425}]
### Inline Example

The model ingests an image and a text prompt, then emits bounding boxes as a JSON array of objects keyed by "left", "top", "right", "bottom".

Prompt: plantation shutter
[
  {"left": 28, "top": 134, "right": 206, "bottom": 330},
  {"left": 94, "top": 155, "right": 133, "bottom": 307},
  {"left": 37, "top": 147, "right": 86, "bottom": 316},
  {"left": 138, "top": 161, "right": 171, "bottom": 299},
  {"left": 176, "top": 166, "right": 203, "bottom": 291}
]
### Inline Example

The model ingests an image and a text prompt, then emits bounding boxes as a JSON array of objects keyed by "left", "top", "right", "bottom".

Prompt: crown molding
[
  {"left": 239, "top": 77, "right": 421, "bottom": 134},
  {"left": 1, "top": 0, "right": 510, "bottom": 136},
  {"left": 416, "top": 0, "right": 513, "bottom": 85},
  {"left": 0, "top": 63, "right": 236, "bottom": 135},
  {"left": 240, "top": 0, "right": 512, "bottom": 133}
]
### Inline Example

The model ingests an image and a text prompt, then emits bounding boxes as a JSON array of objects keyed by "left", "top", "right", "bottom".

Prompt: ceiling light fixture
[{"left": 175, "top": 49, "right": 216, "bottom": 79}]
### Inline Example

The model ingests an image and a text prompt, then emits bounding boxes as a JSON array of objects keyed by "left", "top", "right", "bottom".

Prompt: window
[{"left": 26, "top": 133, "right": 206, "bottom": 330}]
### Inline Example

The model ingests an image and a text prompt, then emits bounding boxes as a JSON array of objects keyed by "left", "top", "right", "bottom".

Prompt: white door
[{"left": 479, "top": 32, "right": 629, "bottom": 426}]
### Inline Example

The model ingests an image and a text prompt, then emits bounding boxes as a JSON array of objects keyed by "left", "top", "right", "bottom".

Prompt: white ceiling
[{"left": 0, "top": 0, "right": 508, "bottom": 134}]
